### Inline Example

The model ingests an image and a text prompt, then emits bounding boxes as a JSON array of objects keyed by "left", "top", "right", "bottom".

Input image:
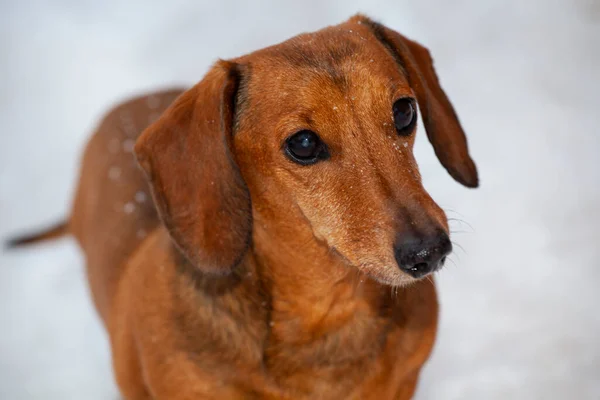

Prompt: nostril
[
  {"left": 413, "top": 262, "right": 429, "bottom": 272},
  {"left": 441, "top": 256, "right": 447, "bottom": 265}
]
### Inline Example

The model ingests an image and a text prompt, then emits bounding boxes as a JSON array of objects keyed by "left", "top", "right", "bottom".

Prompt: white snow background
[{"left": 1, "top": 0, "right": 599, "bottom": 399}]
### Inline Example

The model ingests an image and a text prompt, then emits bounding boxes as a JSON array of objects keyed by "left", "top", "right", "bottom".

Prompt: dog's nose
[{"left": 394, "top": 231, "right": 452, "bottom": 278}]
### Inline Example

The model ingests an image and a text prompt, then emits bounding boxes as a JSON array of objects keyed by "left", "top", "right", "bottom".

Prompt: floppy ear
[
  {"left": 135, "top": 61, "right": 251, "bottom": 274},
  {"left": 353, "top": 15, "right": 479, "bottom": 188}
]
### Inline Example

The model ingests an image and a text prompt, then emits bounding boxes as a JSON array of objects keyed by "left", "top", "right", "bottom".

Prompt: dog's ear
[
  {"left": 353, "top": 15, "right": 479, "bottom": 188},
  {"left": 135, "top": 61, "right": 251, "bottom": 274}
]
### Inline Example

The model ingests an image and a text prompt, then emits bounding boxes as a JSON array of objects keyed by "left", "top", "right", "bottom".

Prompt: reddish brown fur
[{"left": 14, "top": 15, "right": 477, "bottom": 399}]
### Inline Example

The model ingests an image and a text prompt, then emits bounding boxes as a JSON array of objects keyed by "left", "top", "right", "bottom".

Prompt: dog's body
[
  {"left": 72, "top": 90, "right": 438, "bottom": 399},
  {"left": 11, "top": 15, "right": 477, "bottom": 399}
]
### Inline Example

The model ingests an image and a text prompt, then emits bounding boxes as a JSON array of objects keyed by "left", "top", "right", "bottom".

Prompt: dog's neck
[{"left": 250, "top": 210, "right": 394, "bottom": 350}]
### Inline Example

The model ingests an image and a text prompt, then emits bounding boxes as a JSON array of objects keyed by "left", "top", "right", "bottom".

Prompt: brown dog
[{"left": 10, "top": 15, "right": 478, "bottom": 399}]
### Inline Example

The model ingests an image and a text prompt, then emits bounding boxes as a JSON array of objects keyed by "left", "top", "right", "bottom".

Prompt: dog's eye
[
  {"left": 393, "top": 98, "right": 416, "bottom": 135},
  {"left": 285, "top": 130, "right": 329, "bottom": 165}
]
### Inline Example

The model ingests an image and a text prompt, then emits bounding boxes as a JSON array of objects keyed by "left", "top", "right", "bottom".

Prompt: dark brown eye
[
  {"left": 285, "top": 130, "right": 329, "bottom": 165},
  {"left": 393, "top": 98, "right": 416, "bottom": 135}
]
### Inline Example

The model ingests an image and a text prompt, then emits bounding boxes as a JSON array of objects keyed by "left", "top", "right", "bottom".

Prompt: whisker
[
  {"left": 447, "top": 218, "right": 475, "bottom": 233},
  {"left": 441, "top": 207, "right": 466, "bottom": 219},
  {"left": 390, "top": 285, "right": 397, "bottom": 300},
  {"left": 446, "top": 256, "right": 458, "bottom": 268},
  {"left": 450, "top": 251, "right": 461, "bottom": 262},
  {"left": 451, "top": 240, "right": 467, "bottom": 255}
]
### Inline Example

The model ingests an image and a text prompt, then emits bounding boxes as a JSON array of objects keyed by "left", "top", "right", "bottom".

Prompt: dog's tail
[{"left": 5, "top": 220, "right": 69, "bottom": 248}]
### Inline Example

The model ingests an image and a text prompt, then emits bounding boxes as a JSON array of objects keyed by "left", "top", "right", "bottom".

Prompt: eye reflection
[
  {"left": 285, "top": 130, "right": 329, "bottom": 165},
  {"left": 393, "top": 98, "right": 416, "bottom": 135}
]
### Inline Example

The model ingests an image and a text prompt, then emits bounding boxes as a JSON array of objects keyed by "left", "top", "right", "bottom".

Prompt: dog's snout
[{"left": 394, "top": 231, "right": 452, "bottom": 279}]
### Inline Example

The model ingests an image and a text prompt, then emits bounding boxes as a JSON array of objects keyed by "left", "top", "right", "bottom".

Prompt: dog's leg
[{"left": 112, "top": 329, "right": 154, "bottom": 400}]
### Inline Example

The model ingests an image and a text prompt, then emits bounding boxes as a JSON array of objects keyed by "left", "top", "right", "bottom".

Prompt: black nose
[{"left": 394, "top": 231, "right": 452, "bottom": 278}]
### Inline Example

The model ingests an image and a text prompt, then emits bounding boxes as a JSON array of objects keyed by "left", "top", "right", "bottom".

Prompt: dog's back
[{"left": 70, "top": 89, "right": 183, "bottom": 319}]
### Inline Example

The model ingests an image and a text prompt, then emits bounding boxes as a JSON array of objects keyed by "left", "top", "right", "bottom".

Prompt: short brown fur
[{"left": 11, "top": 15, "right": 477, "bottom": 399}]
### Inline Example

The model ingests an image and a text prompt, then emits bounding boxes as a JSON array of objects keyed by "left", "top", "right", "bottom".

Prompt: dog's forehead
[{"left": 239, "top": 24, "right": 411, "bottom": 102}]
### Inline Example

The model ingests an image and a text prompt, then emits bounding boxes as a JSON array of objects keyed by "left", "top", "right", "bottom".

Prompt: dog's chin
[
  {"left": 357, "top": 263, "right": 419, "bottom": 288},
  {"left": 331, "top": 248, "right": 424, "bottom": 287}
]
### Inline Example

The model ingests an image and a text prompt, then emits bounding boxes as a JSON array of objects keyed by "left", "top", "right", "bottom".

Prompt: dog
[{"left": 8, "top": 14, "right": 478, "bottom": 399}]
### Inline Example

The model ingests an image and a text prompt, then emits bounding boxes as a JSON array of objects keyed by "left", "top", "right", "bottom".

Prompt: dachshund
[{"left": 8, "top": 14, "right": 478, "bottom": 400}]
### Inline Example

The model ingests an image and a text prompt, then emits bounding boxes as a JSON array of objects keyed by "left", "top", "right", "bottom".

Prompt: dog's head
[{"left": 135, "top": 15, "right": 478, "bottom": 286}]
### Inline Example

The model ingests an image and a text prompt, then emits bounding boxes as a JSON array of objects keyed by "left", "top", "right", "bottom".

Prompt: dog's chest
[
  {"left": 261, "top": 308, "right": 405, "bottom": 398},
  {"left": 263, "top": 321, "right": 426, "bottom": 399},
  {"left": 257, "top": 282, "right": 439, "bottom": 399}
]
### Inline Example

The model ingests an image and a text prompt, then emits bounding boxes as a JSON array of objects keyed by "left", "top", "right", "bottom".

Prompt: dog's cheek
[{"left": 298, "top": 202, "right": 342, "bottom": 247}]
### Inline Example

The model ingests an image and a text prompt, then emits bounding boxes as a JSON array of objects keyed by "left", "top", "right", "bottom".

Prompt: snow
[
  {"left": 123, "top": 202, "right": 136, "bottom": 214},
  {"left": 122, "top": 139, "right": 135, "bottom": 153},
  {"left": 134, "top": 191, "right": 147, "bottom": 204},
  {"left": 108, "top": 166, "right": 122, "bottom": 181},
  {"left": 1, "top": 0, "right": 599, "bottom": 399}
]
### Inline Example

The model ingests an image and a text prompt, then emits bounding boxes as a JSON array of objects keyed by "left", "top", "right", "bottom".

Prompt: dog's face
[{"left": 135, "top": 16, "right": 478, "bottom": 286}]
